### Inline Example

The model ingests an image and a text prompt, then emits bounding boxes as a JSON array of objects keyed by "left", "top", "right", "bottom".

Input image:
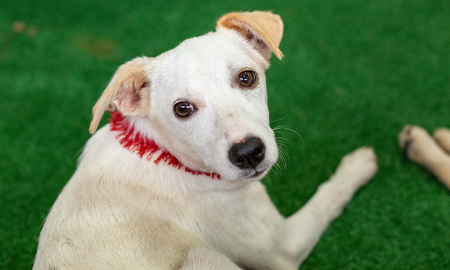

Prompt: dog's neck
[{"left": 108, "top": 111, "right": 221, "bottom": 180}]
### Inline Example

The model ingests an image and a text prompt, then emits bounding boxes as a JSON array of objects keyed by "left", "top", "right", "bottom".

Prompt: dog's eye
[
  {"left": 174, "top": 101, "right": 195, "bottom": 118},
  {"left": 238, "top": 70, "right": 256, "bottom": 87}
]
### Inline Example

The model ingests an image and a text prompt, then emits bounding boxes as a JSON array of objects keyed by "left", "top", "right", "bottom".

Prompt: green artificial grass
[{"left": 1, "top": 0, "right": 449, "bottom": 269}]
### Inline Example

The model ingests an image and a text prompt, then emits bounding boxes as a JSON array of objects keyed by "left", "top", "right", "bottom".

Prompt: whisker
[
  {"left": 275, "top": 137, "right": 293, "bottom": 146},
  {"left": 270, "top": 123, "right": 304, "bottom": 180},
  {"left": 264, "top": 172, "right": 273, "bottom": 186},
  {"left": 270, "top": 116, "right": 287, "bottom": 123},
  {"left": 273, "top": 125, "right": 304, "bottom": 145}
]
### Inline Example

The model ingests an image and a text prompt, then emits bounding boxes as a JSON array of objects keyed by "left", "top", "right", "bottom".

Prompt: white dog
[{"left": 34, "top": 11, "right": 378, "bottom": 270}]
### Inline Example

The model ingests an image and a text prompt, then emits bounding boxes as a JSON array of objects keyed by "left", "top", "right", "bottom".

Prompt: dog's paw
[
  {"left": 399, "top": 125, "right": 445, "bottom": 166},
  {"left": 433, "top": 128, "right": 450, "bottom": 153},
  {"left": 334, "top": 147, "right": 378, "bottom": 189}
]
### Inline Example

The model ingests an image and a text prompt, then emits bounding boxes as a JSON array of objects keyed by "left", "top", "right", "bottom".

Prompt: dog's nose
[{"left": 229, "top": 137, "right": 265, "bottom": 169}]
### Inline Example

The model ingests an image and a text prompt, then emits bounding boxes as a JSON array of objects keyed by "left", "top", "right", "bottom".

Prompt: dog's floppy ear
[
  {"left": 217, "top": 11, "right": 283, "bottom": 60},
  {"left": 89, "top": 57, "right": 151, "bottom": 134}
]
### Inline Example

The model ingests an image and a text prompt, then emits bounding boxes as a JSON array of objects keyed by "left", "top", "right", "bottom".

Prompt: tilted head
[{"left": 89, "top": 11, "right": 284, "bottom": 182}]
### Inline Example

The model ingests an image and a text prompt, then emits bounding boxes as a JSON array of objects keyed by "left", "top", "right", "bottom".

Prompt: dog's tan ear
[
  {"left": 217, "top": 11, "right": 283, "bottom": 60},
  {"left": 89, "top": 57, "right": 151, "bottom": 134}
]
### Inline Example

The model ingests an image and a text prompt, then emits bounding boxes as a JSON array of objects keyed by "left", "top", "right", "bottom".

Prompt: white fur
[{"left": 34, "top": 15, "right": 378, "bottom": 270}]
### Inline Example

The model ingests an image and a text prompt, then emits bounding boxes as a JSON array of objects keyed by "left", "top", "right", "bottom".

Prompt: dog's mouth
[
  {"left": 251, "top": 170, "right": 265, "bottom": 178},
  {"left": 243, "top": 166, "right": 270, "bottom": 180}
]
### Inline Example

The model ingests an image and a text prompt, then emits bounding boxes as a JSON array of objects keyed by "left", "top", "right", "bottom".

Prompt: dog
[
  {"left": 399, "top": 125, "right": 450, "bottom": 189},
  {"left": 33, "top": 11, "right": 378, "bottom": 270}
]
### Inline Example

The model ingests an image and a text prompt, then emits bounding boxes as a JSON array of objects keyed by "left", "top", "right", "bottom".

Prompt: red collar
[{"left": 108, "top": 111, "right": 221, "bottom": 180}]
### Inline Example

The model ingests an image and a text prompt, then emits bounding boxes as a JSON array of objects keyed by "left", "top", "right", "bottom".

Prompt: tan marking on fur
[
  {"left": 217, "top": 11, "right": 284, "bottom": 60},
  {"left": 89, "top": 58, "right": 150, "bottom": 134}
]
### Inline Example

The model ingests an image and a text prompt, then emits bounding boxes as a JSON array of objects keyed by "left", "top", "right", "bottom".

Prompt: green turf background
[{"left": 1, "top": 0, "right": 449, "bottom": 269}]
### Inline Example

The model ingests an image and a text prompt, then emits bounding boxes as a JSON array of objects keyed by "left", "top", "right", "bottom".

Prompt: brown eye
[
  {"left": 238, "top": 70, "right": 256, "bottom": 87},
  {"left": 174, "top": 101, "right": 195, "bottom": 118}
]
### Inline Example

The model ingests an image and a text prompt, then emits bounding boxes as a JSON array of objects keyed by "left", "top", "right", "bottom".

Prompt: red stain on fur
[{"left": 109, "top": 111, "right": 221, "bottom": 180}]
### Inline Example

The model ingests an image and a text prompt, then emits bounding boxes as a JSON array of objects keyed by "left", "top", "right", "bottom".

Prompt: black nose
[{"left": 229, "top": 137, "right": 265, "bottom": 169}]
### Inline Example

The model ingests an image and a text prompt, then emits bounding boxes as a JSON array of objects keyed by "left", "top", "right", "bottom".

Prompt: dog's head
[{"left": 89, "top": 11, "right": 283, "bottom": 182}]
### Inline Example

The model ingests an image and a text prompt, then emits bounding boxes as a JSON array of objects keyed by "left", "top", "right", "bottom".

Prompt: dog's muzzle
[{"left": 228, "top": 137, "right": 265, "bottom": 169}]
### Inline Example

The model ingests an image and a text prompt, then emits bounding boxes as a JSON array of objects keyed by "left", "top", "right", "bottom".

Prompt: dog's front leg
[
  {"left": 281, "top": 147, "right": 378, "bottom": 266},
  {"left": 180, "top": 247, "right": 243, "bottom": 270}
]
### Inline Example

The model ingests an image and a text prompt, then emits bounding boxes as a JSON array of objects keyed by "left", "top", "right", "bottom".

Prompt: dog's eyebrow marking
[{"left": 228, "top": 64, "right": 240, "bottom": 89}]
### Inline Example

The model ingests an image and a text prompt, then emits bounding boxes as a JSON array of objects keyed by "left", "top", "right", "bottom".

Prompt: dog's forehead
[
  {"left": 164, "top": 31, "right": 267, "bottom": 73},
  {"left": 177, "top": 34, "right": 250, "bottom": 68}
]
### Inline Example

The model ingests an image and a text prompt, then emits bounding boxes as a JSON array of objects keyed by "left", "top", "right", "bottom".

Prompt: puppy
[
  {"left": 399, "top": 125, "right": 450, "bottom": 189},
  {"left": 34, "top": 11, "right": 378, "bottom": 270}
]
